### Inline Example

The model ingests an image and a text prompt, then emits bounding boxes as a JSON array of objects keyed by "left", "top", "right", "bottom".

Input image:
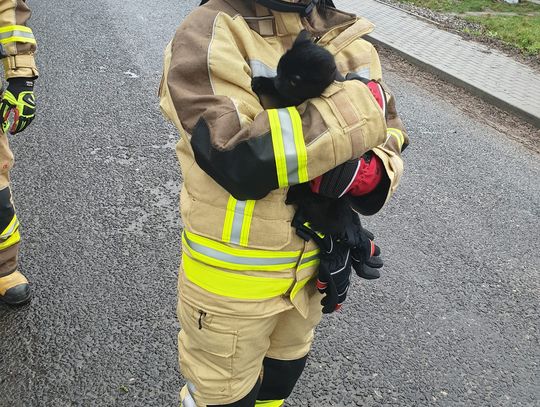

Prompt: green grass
[
  {"left": 399, "top": 0, "right": 540, "bottom": 13},
  {"left": 466, "top": 15, "right": 540, "bottom": 54},
  {"left": 396, "top": 0, "right": 540, "bottom": 55}
]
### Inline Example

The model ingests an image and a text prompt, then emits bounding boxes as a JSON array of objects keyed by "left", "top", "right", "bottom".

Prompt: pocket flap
[{"left": 190, "top": 325, "right": 238, "bottom": 358}]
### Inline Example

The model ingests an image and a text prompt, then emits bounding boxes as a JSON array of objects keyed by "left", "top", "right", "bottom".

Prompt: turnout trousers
[
  {"left": 0, "top": 127, "right": 29, "bottom": 305},
  {"left": 0, "top": 129, "right": 21, "bottom": 281},
  {"left": 178, "top": 269, "right": 323, "bottom": 407}
]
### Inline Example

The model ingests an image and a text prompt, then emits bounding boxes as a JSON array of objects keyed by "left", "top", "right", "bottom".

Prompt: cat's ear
[{"left": 293, "top": 29, "right": 312, "bottom": 47}]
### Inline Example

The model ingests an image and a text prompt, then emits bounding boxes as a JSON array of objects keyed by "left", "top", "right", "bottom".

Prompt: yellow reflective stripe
[
  {"left": 288, "top": 107, "right": 308, "bottom": 183},
  {"left": 290, "top": 275, "right": 316, "bottom": 300},
  {"left": 0, "top": 215, "right": 19, "bottom": 240},
  {"left": 0, "top": 37, "right": 36, "bottom": 45},
  {"left": 387, "top": 128, "right": 404, "bottom": 149},
  {"left": 183, "top": 253, "right": 293, "bottom": 300},
  {"left": 297, "top": 248, "right": 320, "bottom": 272},
  {"left": 222, "top": 196, "right": 237, "bottom": 242},
  {"left": 183, "top": 233, "right": 298, "bottom": 271},
  {"left": 268, "top": 109, "right": 288, "bottom": 188},
  {"left": 0, "top": 26, "right": 35, "bottom": 45},
  {"left": 0, "top": 25, "right": 33, "bottom": 34},
  {"left": 0, "top": 229, "right": 20, "bottom": 250},
  {"left": 222, "top": 196, "right": 256, "bottom": 246},
  {"left": 239, "top": 200, "right": 256, "bottom": 247},
  {"left": 255, "top": 400, "right": 284, "bottom": 407},
  {"left": 269, "top": 108, "right": 308, "bottom": 187},
  {"left": 185, "top": 231, "right": 301, "bottom": 259},
  {"left": 297, "top": 259, "right": 319, "bottom": 272}
]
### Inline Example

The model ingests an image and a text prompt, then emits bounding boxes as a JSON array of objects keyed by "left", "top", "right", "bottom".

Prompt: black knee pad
[
  {"left": 0, "top": 187, "right": 14, "bottom": 231},
  {"left": 208, "top": 376, "right": 261, "bottom": 407},
  {"left": 257, "top": 355, "right": 308, "bottom": 401}
]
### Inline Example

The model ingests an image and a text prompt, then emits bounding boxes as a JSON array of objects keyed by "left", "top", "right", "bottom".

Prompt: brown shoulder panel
[{"left": 167, "top": 7, "right": 240, "bottom": 136}]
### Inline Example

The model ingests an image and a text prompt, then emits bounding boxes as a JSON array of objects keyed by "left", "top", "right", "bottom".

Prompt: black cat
[
  {"left": 251, "top": 30, "right": 344, "bottom": 108},
  {"left": 251, "top": 30, "right": 356, "bottom": 236}
]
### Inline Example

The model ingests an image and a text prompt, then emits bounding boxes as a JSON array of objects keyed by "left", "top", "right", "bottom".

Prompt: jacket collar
[{"left": 222, "top": 0, "right": 362, "bottom": 39}]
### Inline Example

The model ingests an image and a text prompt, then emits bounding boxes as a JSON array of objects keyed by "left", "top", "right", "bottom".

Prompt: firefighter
[
  {"left": 0, "top": 0, "right": 38, "bottom": 305},
  {"left": 160, "top": 0, "right": 408, "bottom": 405}
]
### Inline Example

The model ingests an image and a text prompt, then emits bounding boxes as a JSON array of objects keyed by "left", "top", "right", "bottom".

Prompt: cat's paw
[
  {"left": 252, "top": 76, "right": 274, "bottom": 94},
  {"left": 251, "top": 76, "right": 265, "bottom": 93}
]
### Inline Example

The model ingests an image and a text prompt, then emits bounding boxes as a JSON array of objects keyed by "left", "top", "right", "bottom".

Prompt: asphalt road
[{"left": 0, "top": 1, "right": 538, "bottom": 406}]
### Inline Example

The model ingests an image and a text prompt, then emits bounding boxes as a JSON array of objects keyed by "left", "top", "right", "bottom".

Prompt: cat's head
[{"left": 275, "top": 30, "right": 337, "bottom": 103}]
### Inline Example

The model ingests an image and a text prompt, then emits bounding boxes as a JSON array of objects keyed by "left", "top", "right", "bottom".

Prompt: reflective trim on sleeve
[
  {"left": 182, "top": 253, "right": 294, "bottom": 300},
  {"left": 249, "top": 59, "right": 276, "bottom": 78},
  {"left": 183, "top": 231, "right": 301, "bottom": 271},
  {"left": 222, "top": 196, "right": 257, "bottom": 246},
  {"left": 356, "top": 66, "right": 371, "bottom": 78},
  {"left": 0, "top": 25, "right": 36, "bottom": 45},
  {"left": 268, "top": 107, "right": 308, "bottom": 188},
  {"left": 386, "top": 128, "right": 405, "bottom": 150}
]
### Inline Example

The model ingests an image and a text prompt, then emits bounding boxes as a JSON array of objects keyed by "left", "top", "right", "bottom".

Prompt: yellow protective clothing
[
  {"left": 160, "top": 0, "right": 408, "bottom": 404},
  {"left": 0, "top": 0, "right": 38, "bottom": 79},
  {"left": 0, "top": 0, "right": 37, "bottom": 304}
]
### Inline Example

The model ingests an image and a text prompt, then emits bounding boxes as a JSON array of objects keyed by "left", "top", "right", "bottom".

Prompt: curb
[{"left": 365, "top": 35, "right": 540, "bottom": 129}]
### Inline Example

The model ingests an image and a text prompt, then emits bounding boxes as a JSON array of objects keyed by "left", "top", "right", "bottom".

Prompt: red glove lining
[{"left": 346, "top": 154, "right": 384, "bottom": 197}]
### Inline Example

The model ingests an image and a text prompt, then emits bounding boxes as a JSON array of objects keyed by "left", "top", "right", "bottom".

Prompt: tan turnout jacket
[
  {"left": 0, "top": 0, "right": 38, "bottom": 79},
  {"left": 160, "top": 0, "right": 408, "bottom": 318}
]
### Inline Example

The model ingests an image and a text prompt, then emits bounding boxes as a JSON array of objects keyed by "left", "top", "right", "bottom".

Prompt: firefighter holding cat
[
  {"left": 0, "top": 0, "right": 38, "bottom": 305},
  {"left": 160, "top": 0, "right": 408, "bottom": 405}
]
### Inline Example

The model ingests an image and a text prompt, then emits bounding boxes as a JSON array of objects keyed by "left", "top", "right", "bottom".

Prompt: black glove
[
  {"left": 292, "top": 211, "right": 353, "bottom": 314},
  {"left": 316, "top": 236, "right": 353, "bottom": 313},
  {"left": 0, "top": 77, "right": 36, "bottom": 134},
  {"left": 350, "top": 227, "right": 383, "bottom": 279}
]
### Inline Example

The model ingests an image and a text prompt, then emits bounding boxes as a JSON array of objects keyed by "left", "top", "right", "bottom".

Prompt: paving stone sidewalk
[{"left": 337, "top": 0, "right": 540, "bottom": 128}]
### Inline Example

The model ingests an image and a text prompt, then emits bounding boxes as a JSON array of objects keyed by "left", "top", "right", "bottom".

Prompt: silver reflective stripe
[
  {"left": 330, "top": 251, "right": 350, "bottom": 276},
  {"left": 229, "top": 200, "right": 246, "bottom": 245},
  {"left": 356, "top": 67, "right": 370, "bottom": 78},
  {"left": 181, "top": 393, "right": 196, "bottom": 407},
  {"left": 182, "top": 382, "right": 197, "bottom": 407},
  {"left": 0, "top": 30, "right": 34, "bottom": 40},
  {"left": 249, "top": 60, "right": 276, "bottom": 78},
  {"left": 187, "top": 381, "right": 197, "bottom": 395},
  {"left": 300, "top": 253, "right": 319, "bottom": 265},
  {"left": 184, "top": 233, "right": 299, "bottom": 266},
  {"left": 277, "top": 109, "right": 300, "bottom": 185}
]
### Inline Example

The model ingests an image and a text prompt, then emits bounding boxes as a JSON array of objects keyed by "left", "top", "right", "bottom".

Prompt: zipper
[
  {"left": 281, "top": 239, "right": 310, "bottom": 299},
  {"left": 198, "top": 310, "right": 207, "bottom": 330}
]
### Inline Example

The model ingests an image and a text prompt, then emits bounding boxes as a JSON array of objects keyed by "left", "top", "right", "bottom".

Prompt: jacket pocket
[
  {"left": 178, "top": 303, "right": 239, "bottom": 400},
  {"left": 182, "top": 182, "right": 295, "bottom": 251}
]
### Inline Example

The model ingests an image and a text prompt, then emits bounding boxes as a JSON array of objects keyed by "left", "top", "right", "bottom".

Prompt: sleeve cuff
[{"left": 2, "top": 54, "right": 39, "bottom": 79}]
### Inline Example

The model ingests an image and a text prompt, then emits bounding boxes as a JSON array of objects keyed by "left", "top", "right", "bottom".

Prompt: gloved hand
[
  {"left": 292, "top": 211, "right": 354, "bottom": 314},
  {"left": 350, "top": 227, "right": 383, "bottom": 280},
  {"left": 316, "top": 236, "right": 353, "bottom": 314},
  {"left": 1, "top": 77, "right": 36, "bottom": 134},
  {"left": 309, "top": 152, "right": 384, "bottom": 199}
]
